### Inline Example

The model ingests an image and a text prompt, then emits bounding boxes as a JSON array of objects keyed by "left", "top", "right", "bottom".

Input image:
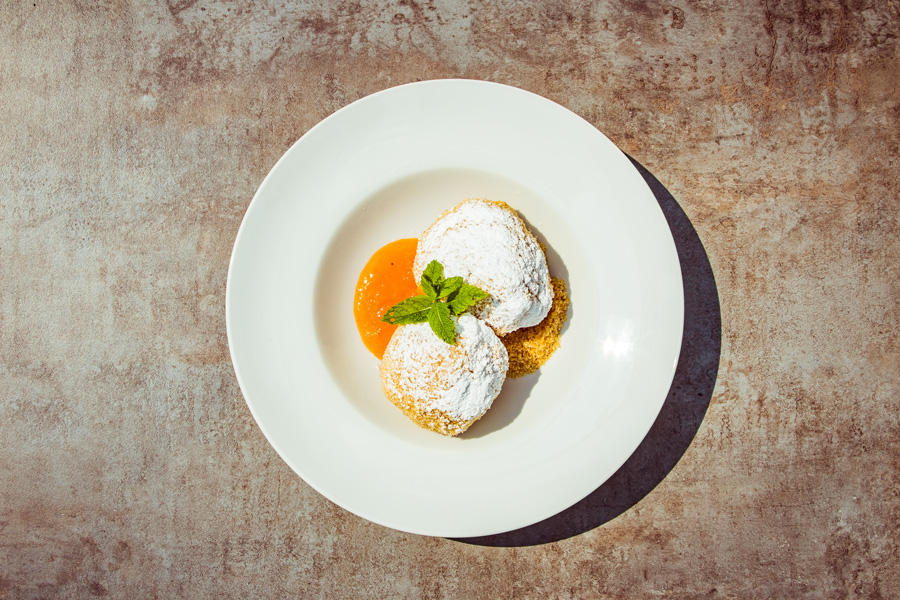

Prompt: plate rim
[{"left": 226, "top": 78, "right": 684, "bottom": 536}]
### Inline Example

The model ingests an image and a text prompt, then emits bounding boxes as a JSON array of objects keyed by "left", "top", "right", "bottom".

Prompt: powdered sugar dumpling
[
  {"left": 380, "top": 314, "right": 508, "bottom": 437},
  {"left": 413, "top": 199, "right": 554, "bottom": 336}
]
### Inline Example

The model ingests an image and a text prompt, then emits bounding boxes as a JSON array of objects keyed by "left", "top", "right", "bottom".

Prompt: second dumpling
[{"left": 413, "top": 199, "right": 554, "bottom": 336}]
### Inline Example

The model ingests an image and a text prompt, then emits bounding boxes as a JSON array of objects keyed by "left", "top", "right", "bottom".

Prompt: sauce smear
[{"left": 354, "top": 238, "right": 418, "bottom": 359}]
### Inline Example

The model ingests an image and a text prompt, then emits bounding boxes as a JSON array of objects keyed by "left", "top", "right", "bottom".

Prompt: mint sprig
[
  {"left": 381, "top": 260, "right": 489, "bottom": 344},
  {"left": 427, "top": 301, "right": 455, "bottom": 344},
  {"left": 447, "top": 282, "right": 489, "bottom": 315}
]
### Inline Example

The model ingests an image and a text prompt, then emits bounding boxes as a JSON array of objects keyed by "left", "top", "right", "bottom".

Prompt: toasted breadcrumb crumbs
[{"left": 502, "top": 277, "right": 570, "bottom": 378}]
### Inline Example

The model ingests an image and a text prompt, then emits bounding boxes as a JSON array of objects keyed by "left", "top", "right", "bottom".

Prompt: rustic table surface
[{"left": 2, "top": 2, "right": 898, "bottom": 598}]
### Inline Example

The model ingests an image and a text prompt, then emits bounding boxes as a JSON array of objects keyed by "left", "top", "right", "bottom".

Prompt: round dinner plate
[{"left": 226, "top": 79, "right": 683, "bottom": 537}]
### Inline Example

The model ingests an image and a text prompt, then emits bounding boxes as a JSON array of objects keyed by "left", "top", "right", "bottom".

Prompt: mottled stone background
[{"left": 1, "top": 1, "right": 898, "bottom": 598}]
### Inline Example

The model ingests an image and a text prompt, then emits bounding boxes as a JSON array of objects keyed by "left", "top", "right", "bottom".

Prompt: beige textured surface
[{"left": 1, "top": 1, "right": 898, "bottom": 598}]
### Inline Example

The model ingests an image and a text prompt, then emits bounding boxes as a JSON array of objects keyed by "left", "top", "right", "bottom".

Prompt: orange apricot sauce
[{"left": 354, "top": 238, "right": 419, "bottom": 359}]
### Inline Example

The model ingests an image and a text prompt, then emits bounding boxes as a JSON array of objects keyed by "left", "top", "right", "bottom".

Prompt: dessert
[
  {"left": 503, "top": 277, "right": 570, "bottom": 378},
  {"left": 413, "top": 199, "right": 554, "bottom": 336},
  {"left": 353, "top": 198, "right": 569, "bottom": 437},
  {"left": 380, "top": 313, "right": 509, "bottom": 436}
]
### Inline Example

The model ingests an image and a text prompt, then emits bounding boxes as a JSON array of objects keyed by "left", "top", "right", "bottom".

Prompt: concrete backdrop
[{"left": 1, "top": 1, "right": 898, "bottom": 598}]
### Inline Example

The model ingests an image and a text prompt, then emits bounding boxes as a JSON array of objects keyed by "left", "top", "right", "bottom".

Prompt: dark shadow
[{"left": 453, "top": 155, "right": 722, "bottom": 547}]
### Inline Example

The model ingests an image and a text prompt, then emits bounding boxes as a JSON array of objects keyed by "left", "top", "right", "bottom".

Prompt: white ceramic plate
[{"left": 226, "top": 80, "right": 683, "bottom": 537}]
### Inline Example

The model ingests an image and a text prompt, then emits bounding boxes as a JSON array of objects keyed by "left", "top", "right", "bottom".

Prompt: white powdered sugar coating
[
  {"left": 413, "top": 199, "right": 554, "bottom": 336},
  {"left": 381, "top": 314, "right": 508, "bottom": 422}
]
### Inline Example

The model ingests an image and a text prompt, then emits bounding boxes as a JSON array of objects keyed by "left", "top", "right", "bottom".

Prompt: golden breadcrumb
[
  {"left": 381, "top": 347, "right": 477, "bottom": 436},
  {"left": 502, "top": 277, "right": 570, "bottom": 378},
  {"left": 385, "top": 395, "right": 477, "bottom": 437}
]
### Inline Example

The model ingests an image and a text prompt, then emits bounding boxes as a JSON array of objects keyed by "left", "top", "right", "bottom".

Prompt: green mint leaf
[
  {"left": 421, "top": 277, "right": 438, "bottom": 300},
  {"left": 422, "top": 259, "right": 444, "bottom": 283},
  {"left": 447, "top": 282, "right": 489, "bottom": 315},
  {"left": 427, "top": 301, "right": 455, "bottom": 344},
  {"left": 436, "top": 276, "right": 463, "bottom": 299},
  {"left": 421, "top": 260, "right": 444, "bottom": 299},
  {"left": 377, "top": 260, "right": 486, "bottom": 346},
  {"left": 381, "top": 295, "right": 432, "bottom": 325}
]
